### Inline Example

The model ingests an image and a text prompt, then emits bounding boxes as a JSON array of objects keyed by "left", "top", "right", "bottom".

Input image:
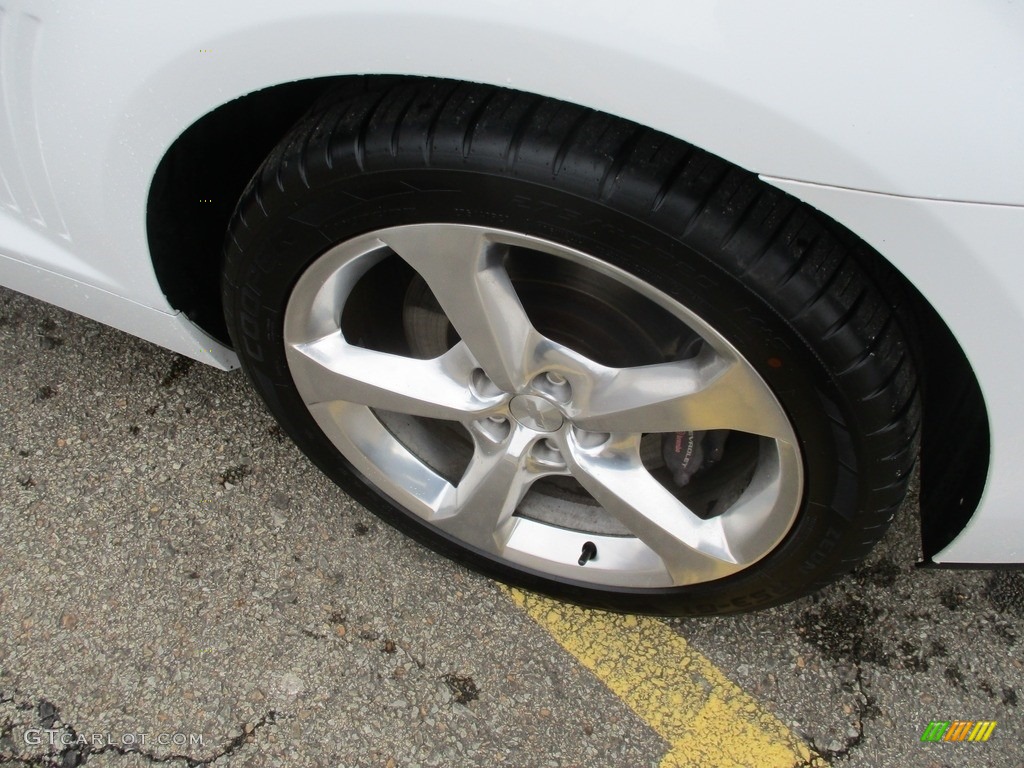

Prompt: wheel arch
[
  {"left": 146, "top": 76, "right": 352, "bottom": 341},
  {"left": 903, "top": 282, "right": 990, "bottom": 563}
]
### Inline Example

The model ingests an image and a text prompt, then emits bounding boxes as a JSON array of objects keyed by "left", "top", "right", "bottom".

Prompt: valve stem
[{"left": 578, "top": 541, "right": 598, "bottom": 566}]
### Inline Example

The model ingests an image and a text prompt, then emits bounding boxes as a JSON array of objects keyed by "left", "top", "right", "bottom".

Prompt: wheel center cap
[{"left": 509, "top": 395, "right": 564, "bottom": 433}]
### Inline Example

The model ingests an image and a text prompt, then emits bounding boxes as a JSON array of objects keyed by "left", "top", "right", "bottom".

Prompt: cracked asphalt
[{"left": 1, "top": 284, "right": 1022, "bottom": 768}]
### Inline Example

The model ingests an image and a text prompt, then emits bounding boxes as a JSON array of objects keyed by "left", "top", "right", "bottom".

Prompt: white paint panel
[{"left": 11, "top": 0, "right": 1022, "bottom": 307}]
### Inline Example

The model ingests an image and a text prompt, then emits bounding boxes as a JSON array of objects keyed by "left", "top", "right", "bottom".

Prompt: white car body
[{"left": 1, "top": 0, "right": 1021, "bottom": 564}]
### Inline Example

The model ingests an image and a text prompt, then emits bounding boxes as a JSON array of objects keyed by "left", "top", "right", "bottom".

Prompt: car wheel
[{"left": 222, "top": 79, "right": 920, "bottom": 615}]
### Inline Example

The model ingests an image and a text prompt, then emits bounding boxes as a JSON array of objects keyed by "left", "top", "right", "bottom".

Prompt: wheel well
[
  {"left": 901, "top": 281, "right": 989, "bottom": 562},
  {"left": 146, "top": 74, "right": 990, "bottom": 562},
  {"left": 147, "top": 75, "right": 388, "bottom": 342}
]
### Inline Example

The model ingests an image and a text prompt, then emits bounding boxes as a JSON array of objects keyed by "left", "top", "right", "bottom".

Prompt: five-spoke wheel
[{"left": 283, "top": 225, "right": 802, "bottom": 588}]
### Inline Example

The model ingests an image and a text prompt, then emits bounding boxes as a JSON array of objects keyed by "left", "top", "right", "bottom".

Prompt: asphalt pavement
[{"left": 1, "top": 285, "right": 1021, "bottom": 768}]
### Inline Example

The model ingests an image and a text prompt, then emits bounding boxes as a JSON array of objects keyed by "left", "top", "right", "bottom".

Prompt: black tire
[{"left": 222, "top": 78, "right": 920, "bottom": 616}]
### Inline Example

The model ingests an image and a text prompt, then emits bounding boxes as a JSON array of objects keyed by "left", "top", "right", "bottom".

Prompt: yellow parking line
[{"left": 506, "top": 588, "right": 822, "bottom": 768}]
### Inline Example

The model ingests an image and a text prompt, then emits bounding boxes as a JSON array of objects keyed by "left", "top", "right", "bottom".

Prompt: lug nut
[
  {"left": 574, "top": 429, "right": 611, "bottom": 449},
  {"left": 477, "top": 414, "right": 511, "bottom": 444},
  {"left": 531, "top": 437, "right": 566, "bottom": 468},
  {"left": 472, "top": 369, "right": 503, "bottom": 397},
  {"left": 534, "top": 371, "right": 571, "bottom": 403}
]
